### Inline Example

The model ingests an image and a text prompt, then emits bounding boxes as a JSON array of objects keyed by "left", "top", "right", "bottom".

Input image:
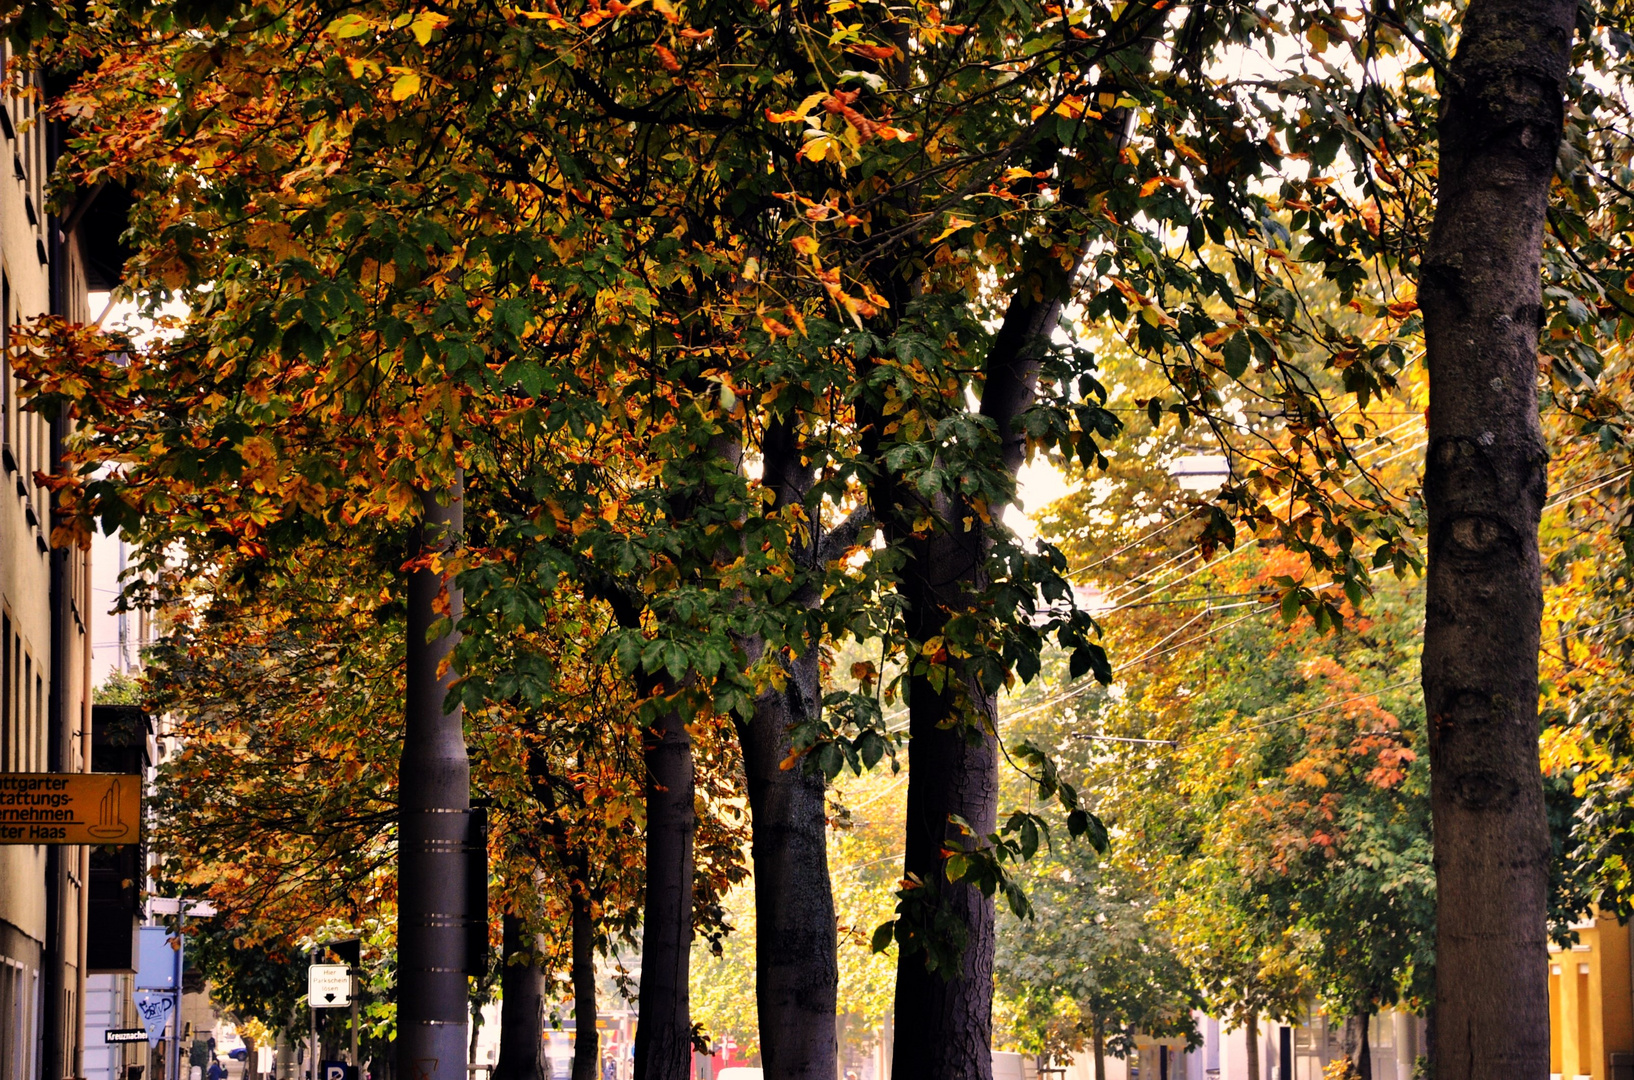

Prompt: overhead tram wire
[
  {"left": 1075, "top": 677, "right": 1424, "bottom": 750},
  {"left": 1066, "top": 412, "right": 1424, "bottom": 589},
  {"left": 873, "top": 436, "right": 1430, "bottom": 735},
  {"left": 872, "top": 418, "right": 1432, "bottom": 737},
  {"left": 1061, "top": 471, "right": 1634, "bottom": 754},
  {"left": 1076, "top": 438, "right": 1425, "bottom": 624},
  {"left": 999, "top": 607, "right": 1267, "bottom": 727},
  {"left": 1083, "top": 419, "right": 1429, "bottom": 613}
]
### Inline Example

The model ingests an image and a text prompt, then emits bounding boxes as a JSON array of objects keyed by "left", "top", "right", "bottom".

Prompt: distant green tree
[
  {"left": 996, "top": 854, "right": 1198, "bottom": 1080},
  {"left": 93, "top": 670, "right": 144, "bottom": 706}
]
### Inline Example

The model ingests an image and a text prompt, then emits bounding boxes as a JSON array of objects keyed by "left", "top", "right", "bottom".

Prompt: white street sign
[
  {"left": 148, "top": 897, "right": 217, "bottom": 917},
  {"left": 307, "top": 964, "right": 351, "bottom": 1008}
]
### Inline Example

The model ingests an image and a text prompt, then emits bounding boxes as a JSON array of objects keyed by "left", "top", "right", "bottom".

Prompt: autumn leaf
[{"left": 389, "top": 69, "right": 422, "bottom": 100}]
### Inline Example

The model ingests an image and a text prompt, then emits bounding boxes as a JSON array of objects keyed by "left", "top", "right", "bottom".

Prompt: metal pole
[
  {"left": 309, "top": 949, "right": 319, "bottom": 1080},
  {"left": 170, "top": 910, "right": 185, "bottom": 1080},
  {"left": 350, "top": 969, "right": 359, "bottom": 1070}
]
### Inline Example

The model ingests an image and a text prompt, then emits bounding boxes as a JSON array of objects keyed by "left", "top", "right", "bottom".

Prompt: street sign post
[
  {"left": 147, "top": 899, "right": 215, "bottom": 1080},
  {"left": 308, "top": 964, "right": 351, "bottom": 1008},
  {"left": 0, "top": 773, "right": 141, "bottom": 843}
]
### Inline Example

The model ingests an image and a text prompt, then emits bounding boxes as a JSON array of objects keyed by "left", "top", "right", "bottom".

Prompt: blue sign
[{"left": 135, "top": 926, "right": 177, "bottom": 991}]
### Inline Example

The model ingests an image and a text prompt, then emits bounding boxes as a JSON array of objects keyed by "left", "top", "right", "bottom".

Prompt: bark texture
[
  {"left": 631, "top": 693, "right": 695, "bottom": 1080},
  {"left": 493, "top": 913, "right": 548, "bottom": 1080},
  {"left": 571, "top": 871, "right": 599, "bottom": 1080},
  {"left": 398, "top": 481, "right": 470, "bottom": 1080},
  {"left": 738, "top": 416, "right": 840, "bottom": 1080},
  {"left": 1244, "top": 1012, "right": 1259, "bottom": 1080},
  {"left": 874, "top": 22, "right": 1157, "bottom": 1078},
  {"left": 1419, "top": 3, "right": 1575, "bottom": 1078}
]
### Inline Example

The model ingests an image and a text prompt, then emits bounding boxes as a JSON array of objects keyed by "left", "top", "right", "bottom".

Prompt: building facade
[
  {"left": 0, "top": 40, "right": 112, "bottom": 1080},
  {"left": 1549, "top": 912, "right": 1634, "bottom": 1080}
]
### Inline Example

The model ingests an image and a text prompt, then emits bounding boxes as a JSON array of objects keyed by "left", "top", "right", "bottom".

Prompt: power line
[
  {"left": 1090, "top": 428, "right": 1428, "bottom": 613},
  {"left": 1075, "top": 677, "right": 1423, "bottom": 753}
]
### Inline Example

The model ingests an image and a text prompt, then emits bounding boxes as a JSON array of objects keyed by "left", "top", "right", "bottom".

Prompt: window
[
  {"left": 1, "top": 614, "right": 9, "bottom": 770},
  {"left": 22, "top": 653, "right": 31, "bottom": 772},
  {"left": 0, "top": 958, "right": 39, "bottom": 1080},
  {"left": 33, "top": 670, "right": 42, "bottom": 771},
  {"left": 0, "top": 271, "right": 9, "bottom": 467}
]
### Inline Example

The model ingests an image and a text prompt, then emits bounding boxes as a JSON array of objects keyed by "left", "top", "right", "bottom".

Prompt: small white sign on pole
[{"left": 307, "top": 964, "right": 351, "bottom": 1008}]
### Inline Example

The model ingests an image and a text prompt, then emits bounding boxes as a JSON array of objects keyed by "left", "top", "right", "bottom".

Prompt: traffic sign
[
  {"left": 308, "top": 964, "right": 351, "bottom": 1007},
  {"left": 104, "top": 1028, "right": 148, "bottom": 1043}
]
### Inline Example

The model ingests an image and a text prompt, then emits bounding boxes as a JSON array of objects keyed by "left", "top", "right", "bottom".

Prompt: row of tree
[{"left": 8, "top": 0, "right": 1634, "bottom": 1079}]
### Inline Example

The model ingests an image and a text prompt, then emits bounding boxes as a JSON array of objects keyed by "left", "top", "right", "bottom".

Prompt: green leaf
[
  {"left": 1281, "top": 588, "right": 1302, "bottom": 624},
  {"left": 870, "top": 921, "right": 896, "bottom": 953},
  {"left": 1069, "top": 645, "right": 1112, "bottom": 684},
  {"left": 1222, "top": 332, "right": 1251, "bottom": 379}
]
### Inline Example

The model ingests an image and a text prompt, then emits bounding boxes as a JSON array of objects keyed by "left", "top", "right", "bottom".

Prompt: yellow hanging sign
[{"left": 0, "top": 773, "right": 141, "bottom": 844}]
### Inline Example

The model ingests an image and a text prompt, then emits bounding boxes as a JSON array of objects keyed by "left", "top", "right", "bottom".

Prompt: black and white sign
[
  {"left": 308, "top": 963, "right": 351, "bottom": 1007},
  {"left": 104, "top": 1028, "right": 149, "bottom": 1044}
]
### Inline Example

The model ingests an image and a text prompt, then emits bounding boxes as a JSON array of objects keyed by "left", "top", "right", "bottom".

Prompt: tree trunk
[
  {"left": 1419, "top": 3, "right": 1575, "bottom": 1079},
  {"left": 1245, "top": 1011, "right": 1259, "bottom": 1080},
  {"left": 738, "top": 415, "right": 839, "bottom": 1080},
  {"left": 632, "top": 693, "right": 695, "bottom": 1080},
  {"left": 572, "top": 877, "right": 600, "bottom": 1080},
  {"left": 398, "top": 479, "right": 470, "bottom": 1080},
  {"left": 888, "top": 590, "right": 1000, "bottom": 1080},
  {"left": 1091, "top": 1015, "right": 1106, "bottom": 1080},
  {"left": 1357, "top": 1012, "right": 1371, "bottom": 1080},
  {"left": 740, "top": 654, "right": 839, "bottom": 1080},
  {"left": 874, "top": 24, "right": 1156, "bottom": 1080},
  {"left": 494, "top": 912, "right": 547, "bottom": 1080}
]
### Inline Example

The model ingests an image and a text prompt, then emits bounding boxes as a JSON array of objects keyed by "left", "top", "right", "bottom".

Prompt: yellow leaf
[
  {"left": 799, "top": 133, "right": 839, "bottom": 164},
  {"left": 325, "top": 12, "right": 372, "bottom": 37},
  {"left": 791, "top": 235, "right": 818, "bottom": 255},
  {"left": 409, "top": 11, "right": 450, "bottom": 44},
  {"left": 1138, "top": 176, "right": 1162, "bottom": 198},
  {"left": 930, "top": 216, "right": 973, "bottom": 243},
  {"left": 765, "top": 92, "right": 830, "bottom": 124},
  {"left": 391, "top": 71, "right": 423, "bottom": 100}
]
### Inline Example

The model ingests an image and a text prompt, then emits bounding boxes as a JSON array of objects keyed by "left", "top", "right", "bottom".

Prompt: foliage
[
  {"left": 13, "top": 0, "right": 1634, "bottom": 1062},
  {"left": 994, "top": 851, "right": 1198, "bottom": 1063}
]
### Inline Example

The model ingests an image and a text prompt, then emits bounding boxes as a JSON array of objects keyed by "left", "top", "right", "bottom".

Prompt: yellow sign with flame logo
[{"left": 0, "top": 774, "right": 141, "bottom": 844}]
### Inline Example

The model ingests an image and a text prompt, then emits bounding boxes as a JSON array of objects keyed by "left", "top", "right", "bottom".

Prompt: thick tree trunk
[
  {"left": 738, "top": 415, "right": 839, "bottom": 1080},
  {"left": 494, "top": 913, "right": 547, "bottom": 1080},
  {"left": 1091, "top": 1016, "right": 1106, "bottom": 1080},
  {"left": 398, "top": 480, "right": 470, "bottom": 1080},
  {"left": 1357, "top": 1012, "right": 1371, "bottom": 1080},
  {"left": 889, "top": 587, "right": 1000, "bottom": 1080},
  {"left": 878, "top": 24, "right": 1156, "bottom": 1079},
  {"left": 632, "top": 694, "right": 695, "bottom": 1080},
  {"left": 740, "top": 651, "right": 838, "bottom": 1080},
  {"left": 571, "top": 877, "right": 600, "bottom": 1080},
  {"left": 1245, "top": 1011, "right": 1259, "bottom": 1080},
  {"left": 1419, "top": 3, "right": 1575, "bottom": 1079}
]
